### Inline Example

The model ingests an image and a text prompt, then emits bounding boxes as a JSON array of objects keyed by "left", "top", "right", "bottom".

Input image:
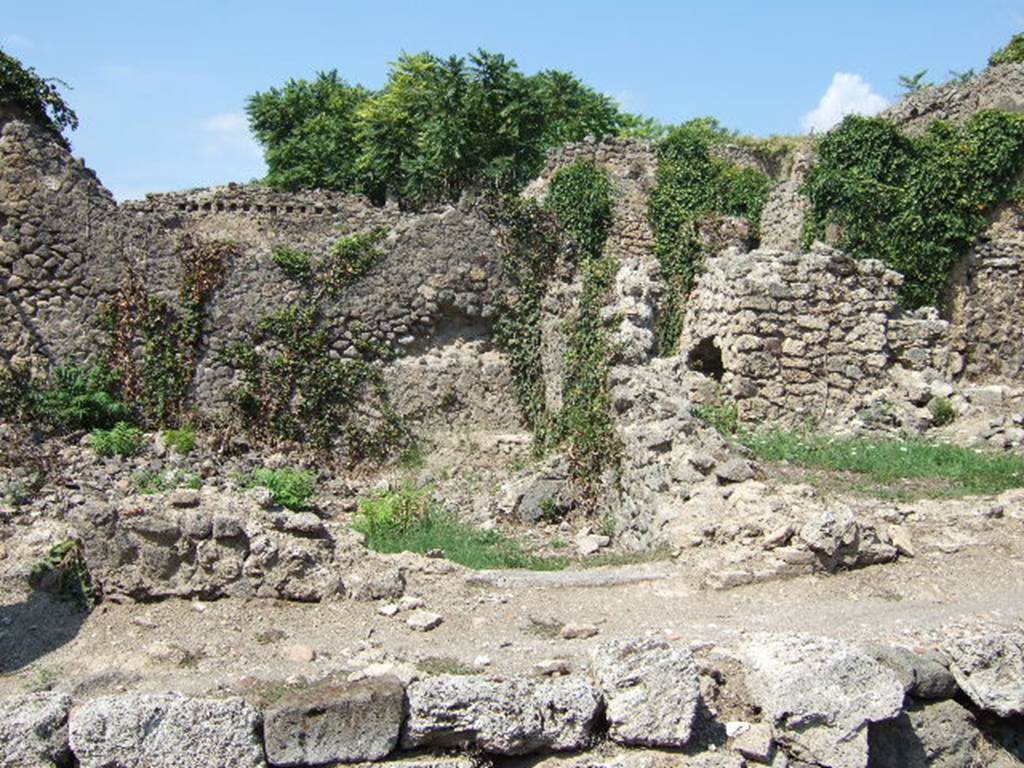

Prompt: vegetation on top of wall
[
  {"left": 802, "top": 110, "right": 1024, "bottom": 309},
  {"left": 647, "top": 118, "right": 773, "bottom": 354},
  {"left": 0, "top": 48, "right": 78, "bottom": 141},
  {"left": 989, "top": 32, "right": 1024, "bottom": 66},
  {"left": 546, "top": 159, "right": 620, "bottom": 497},
  {"left": 248, "top": 49, "right": 634, "bottom": 208}
]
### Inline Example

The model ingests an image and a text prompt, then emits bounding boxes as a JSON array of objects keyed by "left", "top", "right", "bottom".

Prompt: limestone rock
[
  {"left": 406, "top": 611, "right": 443, "bottom": 632},
  {"left": 263, "top": 678, "right": 404, "bottom": 765},
  {"left": 944, "top": 632, "right": 1024, "bottom": 716},
  {"left": 0, "top": 692, "right": 71, "bottom": 768},
  {"left": 69, "top": 694, "right": 265, "bottom": 768},
  {"left": 868, "top": 698, "right": 981, "bottom": 768},
  {"left": 731, "top": 721, "right": 774, "bottom": 763},
  {"left": 402, "top": 674, "right": 601, "bottom": 754},
  {"left": 714, "top": 459, "right": 757, "bottom": 484},
  {"left": 741, "top": 634, "right": 905, "bottom": 768},
  {"left": 590, "top": 637, "right": 700, "bottom": 747}
]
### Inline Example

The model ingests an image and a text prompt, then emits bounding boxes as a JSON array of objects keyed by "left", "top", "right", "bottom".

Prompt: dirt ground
[{"left": 2, "top": 527, "right": 1022, "bottom": 703}]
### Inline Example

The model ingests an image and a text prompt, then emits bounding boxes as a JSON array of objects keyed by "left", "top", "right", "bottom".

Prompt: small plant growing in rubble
[{"left": 242, "top": 467, "right": 318, "bottom": 511}]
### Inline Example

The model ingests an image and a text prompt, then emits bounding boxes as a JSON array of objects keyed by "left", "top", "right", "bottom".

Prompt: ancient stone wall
[
  {"left": 678, "top": 247, "right": 956, "bottom": 425},
  {"left": 948, "top": 204, "right": 1024, "bottom": 382},
  {"left": 0, "top": 117, "right": 123, "bottom": 370}
]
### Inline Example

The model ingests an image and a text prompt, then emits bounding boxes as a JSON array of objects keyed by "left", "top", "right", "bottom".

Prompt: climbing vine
[
  {"left": 104, "top": 237, "right": 233, "bottom": 426},
  {"left": 647, "top": 119, "right": 772, "bottom": 354},
  {"left": 227, "top": 229, "right": 405, "bottom": 461},
  {"left": 546, "top": 159, "right": 620, "bottom": 496},
  {"left": 483, "top": 195, "right": 563, "bottom": 440},
  {"left": 802, "top": 111, "right": 1024, "bottom": 309}
]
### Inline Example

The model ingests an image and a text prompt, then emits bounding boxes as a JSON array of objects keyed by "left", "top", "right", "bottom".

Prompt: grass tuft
[{"left": 355, "top": 485, "right": 566, "bottom": 571}]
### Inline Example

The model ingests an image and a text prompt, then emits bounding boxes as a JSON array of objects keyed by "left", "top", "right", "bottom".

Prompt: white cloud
[
  {"left": 800, "top": 73, "right": 889, "bottom": 133},
  {"left": 198, "top": 112, "right": 261, "bottom": 158}
]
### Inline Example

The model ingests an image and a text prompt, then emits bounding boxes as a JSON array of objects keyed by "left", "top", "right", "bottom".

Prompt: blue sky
[{"left": 3, "top": 1, "right": 1021, "bottom": 199}]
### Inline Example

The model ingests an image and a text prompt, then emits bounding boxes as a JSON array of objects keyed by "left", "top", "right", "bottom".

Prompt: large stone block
[
  {"left": 402, "top": 675, "right": 601, "bottom": 755},
  {"left": 944, "top": 631, "right": 1024, "bottom": 716},
  {"left": 263, "top": 678, "right": 404, "bottom": 766},
  {"left": 69, "top": 694, "right": 265, "bottom": 768},
  {"left": 590, "top": 637, "right": 700, "bottom": 747},
  {"left": 741, "top": 634, "right": 905, "bottom": 768}
]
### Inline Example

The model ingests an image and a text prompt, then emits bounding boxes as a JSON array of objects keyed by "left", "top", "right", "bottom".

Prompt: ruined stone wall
[
  {"left": 882, "top": 62, "right": 1024, "bottom": 134},
  {"left": 0, "top": 116, "right": 124, "bottom": 370},
  {"left": 948, "top": 204, "right": 1024, "bottom": 382},
  {"left": 121, "top": 185, "right": 510, "bottom": 412},
  {"left": 678, "top": 247, "right": 956, "bottom": 425}
]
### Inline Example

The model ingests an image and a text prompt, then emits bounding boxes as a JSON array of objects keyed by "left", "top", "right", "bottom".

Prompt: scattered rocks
[
  {"left": 0, "top": 692, "right": 72, "bottom": 768},
  {"left": 69, "top": 694, "right": 265, "bottom": 768},
  {"left": 263, "top": 678, "right": 404, "bottom": 765},
  {"left": 533, "top": 659, "right": 572, "bottom": 677},
  {"left": 575, "top": 533, "right": 610, "bottom": 556},
  {"left": 560, "top": 623, "right": 599, "bottom": 640},
  {"left": 731, "top": 721, "right": 774, "bottom": 764},
  {"left": 402, "top": 675, "right": 601, "bottom": 754},
  {"left": 715, "top": 459, "right": 757, "bottom": 485},
  {"left": 590, "top": 637, "right": 700, "bottom": 748},
  {"left": 406, "top": 611, "right": 443, "bottom": 632}
]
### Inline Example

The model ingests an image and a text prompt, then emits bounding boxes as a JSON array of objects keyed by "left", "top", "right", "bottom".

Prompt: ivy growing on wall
[
  {"left": 227, "top": 229, "right": 406, "bottom": 461},
  {"left": 484, "top": 196, "right": 562, "bottom": 440},
  {"left": 647, "top": 119, "right": 772, "bottom": 354},
  {"left": 104, "top": 237, "right": 234, "bottom": 426},
  {"left": 802, "top": 111, "right": 1024, "bottom": 309},
  {"left": 546, "top": 159, "right": 620, "bottom": 496}
]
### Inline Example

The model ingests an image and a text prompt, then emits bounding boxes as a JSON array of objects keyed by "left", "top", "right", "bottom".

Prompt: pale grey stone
[
  {"left": 944, "top": 632, "right": 1024, "bottom": 716},
  {"left": 402, "top": 674, "right": 601, "bottom": 754},
  {"left": 590, "top": 637, "right": 700, "bottom": 747},
  {"left": 263, "top": 678, "right": 404, "bottom": 765},
  {"left": 866, "top": 645, "right": 958, "bottom": 700},
  {"left": 69, "top": 694, "right": 265, "bottom": 768},
  {"left": 741, "top": 634, "right": 905, "bottom": 768},
  {"left": 0, "top": 692, "right": 71, "bottom": 768}
]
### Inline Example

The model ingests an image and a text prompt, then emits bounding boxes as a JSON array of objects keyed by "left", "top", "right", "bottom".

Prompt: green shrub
[
  {"left": 355, "top": 485, "right": 565, "bottom": 570},
  {"left": 162, "top": 427, "right": 196, "bottom": 454},
  {"left": 243, "top": 467, "right": 317, "bottom": 510},
  {"left": 929, "top": 397, "right": 956, "bottom": 427},
  {"left": 803, "top": 111, "right": 1024, "bottom": 308},
  {"left": 35, "top": 365, "right": 130, "bottom": 431},
  {"left": 990, "top": 32, "right": 1024, "bottom": 66},
  {"left": 30, "top": 539, "right": 96, "bottom": 609},
  {"left": 91, "top": 422, "right": 144, "bottom": 457},
  {"left": 0, "top": 49, "right": 78, "bottom": 140},
  {"left": 696, "top": 402, "right": 740, "bottom": 435},
  {"left": 322, "top": 231, "right": 385, "bottom": 295},
  {"left": 272, "top": 247, "right": 313, "bottom": 280},
  {"left": 134, "top": 469, "right": 202, "bottom": 495}
]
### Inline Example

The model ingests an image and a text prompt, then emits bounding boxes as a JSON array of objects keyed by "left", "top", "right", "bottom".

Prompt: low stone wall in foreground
[{"left": 3, "top": 631, "right": 1022, "bottom": 768}]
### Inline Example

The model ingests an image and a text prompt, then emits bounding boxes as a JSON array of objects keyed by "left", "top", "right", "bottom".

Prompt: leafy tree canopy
[
  {"left": 0, "top": 48, "right": 78, "bottom": 141},
  {"left": 990, "top": 32, "right": 1024, "bottom": 66},
  {"left": 247, "top": 49, "right": 631, "bottom": 207}
]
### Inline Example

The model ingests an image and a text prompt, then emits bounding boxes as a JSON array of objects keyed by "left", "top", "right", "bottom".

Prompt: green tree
[
  {"left": 0, "top": 48, "right": 78, "bottom": 142},
  {"left": 989, "top": 32, "right": 1024, "bottom": 66},
  {"left": 247, "top": 70, "right": 371, "bottom": 191},
  {"left": 249, "top": 49, "right": 629, "bottom": 207}
]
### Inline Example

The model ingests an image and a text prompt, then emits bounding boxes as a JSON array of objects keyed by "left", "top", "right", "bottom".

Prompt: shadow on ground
[{"left": 0, "top": 589, "right": 88, "bottom": 673}]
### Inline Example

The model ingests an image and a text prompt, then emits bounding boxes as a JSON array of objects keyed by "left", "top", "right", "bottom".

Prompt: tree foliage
[
  {"left": 0, "top": 48, "right": 78, "bottom": 140},
  {"left": 247, "top": 49, "right": 627, "bottom": 207},
  {"left": 803, "top": 111, "right": 1024, "bottom": 308}
]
